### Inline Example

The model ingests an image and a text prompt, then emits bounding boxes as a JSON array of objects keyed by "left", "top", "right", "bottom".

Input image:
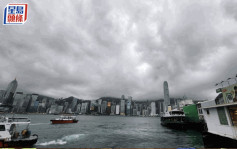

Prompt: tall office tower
[
  {"left": 81, "top": 102, "right": 89, "bottom": 114},
  {"left": 12, "top": 92, "right": 23, "bottom": 112},
  {"left": 57, "top": 106, "right": 64, "bottom": 114},
  {"left": 97, "top": 99, "right": 102, "bottom": 114},
  {"left": 120, "top": 100, "right": 125, "bottom": 115},
  {"left": 49, "top": 104, "right": 57, "bottom": 114},
  {"left": 101, "top": 101, "right": 107, "bottom": 114},
  {"left": 111, "top": 104, "right": 116, "bottom": 115},
  {"left": 159, "top": 101, "right": 163, "bottom": 115},
  {"left": 63, "top": 102, "right": 69, "bottom": 113},
  {"left": 106, "top": 102, "right": 111, "bottom": 115},
  {"left": 116, "top": 105, "right": 120, "bottom": 115},
  {"left": 126, "top": 96, "right": 132, "bottom": 116},
  {"left": 39, "top": 98, "right": 47, "bottom": 113},
  {"left": 121, "top": 95, "right": 125, "bottom": 100},
  {"left": 76, "top": 103, "right": 82, "bottom": 114},
  {"left": 28, "top": 94, "right": 38, "bottom": 112},
  {"left": 22, "top": 94, "right": 32, "bottom": 112},
  {"left": 2, "top": 78, "right": 18, "bottom": 105},
  {"left": 163, "top": 81, "right": 170, "bottom": 112},
  {"left": 133, "top": 109, "right": 137, "bottom": 116},
  {"left": 47, "top": 98, "right": 55, "bottom": 111},
  {"left": 70, "top": 98, "right": 78, "bottom": 112},
  {"left": 90, "top": 100, "right": 97, "bottom": 112},
  {"left": 0, "top": 90, "right": 6, "bottom": 103},
  {"left": 17, "top": 94, "right": 27, "bottom": 113},
  {"left": 150, "top": 102, "right": 156, "bottom": 116}
]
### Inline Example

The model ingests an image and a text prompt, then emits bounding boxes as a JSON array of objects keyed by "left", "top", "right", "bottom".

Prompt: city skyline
[{"left": 1, "top": 0, "right": 237, "bottom": 100}]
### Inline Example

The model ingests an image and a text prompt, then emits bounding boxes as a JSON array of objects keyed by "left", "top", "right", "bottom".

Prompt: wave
[
  {"left": 30, "top": 123, "right": 49, "bottom": 125},
  {"left": 37, "top": 139, "right": 67, "bottom": 146},
  {"left": 37, "top": 134, "right": 85, "bottom": 146}
]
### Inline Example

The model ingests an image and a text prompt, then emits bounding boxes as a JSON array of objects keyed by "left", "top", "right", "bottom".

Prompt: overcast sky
[{"left": 0, "top": 0, "right": 237, "bottom": 100}]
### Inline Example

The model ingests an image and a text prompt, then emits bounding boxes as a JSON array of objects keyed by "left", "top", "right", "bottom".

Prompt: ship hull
[
  {"left": 202, "top": 131, "right": 237, "bottom": 148},
  {"left": 161, "top": 121, "right": 187, "bottom": 130},
  {"left": 50, "top": 119, "right": 78, "bottom": 124},
  {"left": 161, "top": 116, "right": 186, "bottom": 130},
  {"left": 0, "top": 135, "right": 38, "bottom": 148}
]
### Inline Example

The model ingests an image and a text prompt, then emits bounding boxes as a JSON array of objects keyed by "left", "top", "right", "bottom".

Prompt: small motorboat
[
  {"left": 0, "top": 116, "right": 38, "bottom": 147},
  {"left": 50, "top": 115, "right": 78, "bottom": 124}
]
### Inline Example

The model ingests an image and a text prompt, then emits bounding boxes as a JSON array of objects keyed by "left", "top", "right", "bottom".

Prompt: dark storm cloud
[{"left": 0, "top": 0, "right": 237, "bottom": 100}]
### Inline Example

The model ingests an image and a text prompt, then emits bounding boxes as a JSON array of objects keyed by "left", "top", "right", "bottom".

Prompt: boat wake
[{"left": 37, "top": 134, "right": 85, "bottom": 146}]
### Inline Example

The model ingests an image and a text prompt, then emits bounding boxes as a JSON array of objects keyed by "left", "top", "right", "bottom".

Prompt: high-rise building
[
  {"left": 163, "top": 81, "right": 170, "bottom": 112},
  {"left": 106, "top": 101, "right": 111, "bottom": 115},
  {"left": 17, "top": 94, "right": 30, "bottom": 113},
  {"left": 70, "top": 97, "right": 78, "bottom": 112},
  {"left": 49, "top": 104, "right": 57, "bottom": 114},
  {"left": 120, "top": 100, "right": 125, "bottom": 115},
  {"left": 126, "top": 96, "right": 132, "bottom": 116},
  {"left": 63, "top": 102, "right": 69, "bottom": 113},
  {"left": 24, "top": 94, "right": 32, "bottom": 112},
  {"left": 0, "top": 90, "right": 6, "bottom": 103},
  {"left": 81, "top": 102, "right": 89, "bottom": 114},
  {"left": 12, "top": 92, "right": 23, "bottom": 112},
  {"left": 57, "top": 105, "right": 64, "bottom": 114},
  {"left": 38, "top": 97, "right": 47, "bottom": 113},
  {"left": 90, "top": 100, "right": 97, "bottom": 113},
  {"left": 97, "top": 99, "right": 102, "bottom": 114},
  {"left": 101, "top": 101, "right": 107, "bottom": 114},
  {"left": 116, "top": 105, "right": 120, "bottom": 115},
  {"left": 47, "top": 98, "right": 55, "bottom": 110},
  {"left": 28, "top": 94, "right": 38, "bottom": 112},
  {"left": 150, "top": 102, "right": 156, "bottom": 116},
  {"left": 76, "top": 103, "right": 82, "bottom": 114},
  {"left": 111, "top": 104, "right": 116, "bottom": 115},
  {"left": 2, "top": 79, "right": 18, "bottom": 105},
  {"left": 159, "top": 101, "right": 163, "bottom": 115}
]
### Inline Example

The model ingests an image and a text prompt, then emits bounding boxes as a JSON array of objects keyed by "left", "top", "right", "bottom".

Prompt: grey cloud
[{"left": 0, "top": 0, "right": 237, "bottom": 100}]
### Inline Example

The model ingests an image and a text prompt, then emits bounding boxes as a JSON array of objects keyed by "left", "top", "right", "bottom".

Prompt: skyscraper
[
  {"left": 150, "top": 102, "right": 156, "bottom": 116},
  {"left": 163, "top": 81, "right": 170, "bottom": 112},
  {"left": 116, "top": 105, "right": 120, "bottom": 115},
  {"left": 12, "top": 92, "right": 23, "bottom": 112},
  {"left": 2, "top": 78, "right": 18, "bottom": 105},
  {"left": 126, "top": 96, "right": 132, "bottom": 116},
  {"left": 0, "top": 90, "right": 6, "bottom": 103},
  {"left": 120, "top": 99, "right": 125, "bottom": 115},
  {"left": 28, "top": 94, "right": 39, "bottom": 112}
]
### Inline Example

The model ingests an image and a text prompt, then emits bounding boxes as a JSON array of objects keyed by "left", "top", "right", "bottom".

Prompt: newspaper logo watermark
[{"left": 3, "top": 3, "right": 28, "bottom": 25}]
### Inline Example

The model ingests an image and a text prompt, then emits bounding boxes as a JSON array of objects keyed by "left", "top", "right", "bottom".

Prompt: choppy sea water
[{"left": 12, "top": 114, "right": 204, "bottom": 148}]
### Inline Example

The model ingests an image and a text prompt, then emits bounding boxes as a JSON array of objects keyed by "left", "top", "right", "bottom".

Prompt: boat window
[
  {"left": 206, "top": 109, "right": 209, "bottom": 115},
  {"left": 0, "top": 125, "right": 5, "bottom": 131},
  {"left": 228, "top": 106, "right": 237, "bottom": 126},
  {"left": 198, "top": 109, "right": 203, "bottom": 114},
  {"left": 217, "top": 107, "right": 228, "bottom": 125}
]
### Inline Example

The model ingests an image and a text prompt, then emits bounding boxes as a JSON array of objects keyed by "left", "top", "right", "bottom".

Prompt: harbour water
[{"left": 14, "top": 114, "right": 204, "bottom": 148}]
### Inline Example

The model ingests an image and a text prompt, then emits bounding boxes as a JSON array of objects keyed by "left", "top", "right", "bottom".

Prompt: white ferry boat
[
  {"left": 161, "top": 109, "right": 186, "bottom": 129},
  {"left": 0, "top": 116, "right": 38, "bottom": 147},
  {"left": 201, "top": 82, "right": 237, "bottom": 147}
]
